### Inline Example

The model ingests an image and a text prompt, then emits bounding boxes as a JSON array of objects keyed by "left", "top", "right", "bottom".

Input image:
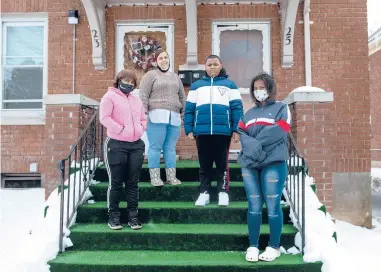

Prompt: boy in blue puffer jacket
[{"left": 184, "top": 55, "right": 243, "bottom": 207}]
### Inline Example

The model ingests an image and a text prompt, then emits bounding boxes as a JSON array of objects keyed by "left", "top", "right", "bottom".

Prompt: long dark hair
[{"left": 250, "top": 72, "right": 277, "bottom": 103}]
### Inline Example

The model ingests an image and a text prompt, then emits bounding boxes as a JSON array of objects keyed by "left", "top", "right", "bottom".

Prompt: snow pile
[
  {"left": 371, "top": 168, "right": 381, "bottom": 194},
  {"left": 321, "top": 220, "right": 381, "bottom": 272},
  {"left": 283, "top": 173, "right": 338, "bottom": 263},
  {"left": 0, "top": 158, "right": 99, "bottom": 272},
  {"left": 0, "top": 188, "right": 45, "bottom": 271}
]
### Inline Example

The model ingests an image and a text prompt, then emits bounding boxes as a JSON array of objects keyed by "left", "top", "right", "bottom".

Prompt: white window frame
[
  {"left": 0, "top": 13, "right": 48, "bottom": 125},
  {"left": 115, "top": 21, "right": 174, "bottom": 75},
  {"left": 212, "top": 20, "right": 271, "bottom": 94}
]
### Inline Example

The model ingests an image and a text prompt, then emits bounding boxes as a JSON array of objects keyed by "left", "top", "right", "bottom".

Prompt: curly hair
[
  {"left": 250, "top": 72, "right": 277, "bottom": 103},
  {"left": 113, "top": 69, "right": 138, "bottom": 88}
]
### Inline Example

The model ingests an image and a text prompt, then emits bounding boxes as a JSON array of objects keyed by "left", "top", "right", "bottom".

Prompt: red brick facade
[
  {"left": 370, "top": 49, "right": 381, "bottom": 162},
  {"left": 1, "top": 125, "right": 46, "bottom": 174},
  {"left": 0, "top": 1, "right": 371, "bottom": 212}
]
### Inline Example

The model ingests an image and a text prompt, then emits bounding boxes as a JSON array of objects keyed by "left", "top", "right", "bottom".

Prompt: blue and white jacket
[
  {"left": 237, "top": 100, "right": 291, "bottom": 169},
  {"left": 184, "top": 72, "right": 243, "bottom": 136}
]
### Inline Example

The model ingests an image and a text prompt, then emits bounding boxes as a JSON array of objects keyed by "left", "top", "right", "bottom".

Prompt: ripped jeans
[{"left": 242, "top": 161, "right": 287, "bottom": 248}]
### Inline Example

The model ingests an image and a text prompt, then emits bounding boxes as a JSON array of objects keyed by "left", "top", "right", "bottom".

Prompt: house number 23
[
  {"left": 92, "top": 29, "right": 100, "bottom": 48},
  {"left": 285, "top": 27, "right": 292, "bottom": 45}
]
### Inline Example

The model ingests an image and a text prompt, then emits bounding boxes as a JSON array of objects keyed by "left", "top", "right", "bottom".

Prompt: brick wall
[
  {"left": 370, "top": 49, "right": 381, "bottom": 162},
  {"left": 0, "top": 0, "right": 47, "bottom": 12},
  {"left": 310, "top": 0, "right": 371, "bottom": 174},
  {"left": 44, "top": 104, "right": 83, "bottom": 196},
  {"left": 1, "top": 126, "right": 45, "bottom": 174},
  {"left": 290, "top": 103, "right": 334, "bottom": 205}
]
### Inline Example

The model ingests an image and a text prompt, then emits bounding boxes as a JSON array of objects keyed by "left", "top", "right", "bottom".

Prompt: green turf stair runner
[
  {"left": 69, "top": 223, "right": 296, "bottom": 251},
  {"left": 50, "top": 160, "right": 322, "bottom": 272},
  {"left": 77, "top": 201, "right": 291, "bottom": 224},
  {"left": 94, "top": 161, "right": 304, "bottom": 182}
]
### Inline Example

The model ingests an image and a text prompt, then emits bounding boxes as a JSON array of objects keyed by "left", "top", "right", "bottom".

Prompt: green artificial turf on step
[
  {"left": 49, "top": 250, "right": 322, "bottom": 272},
  {"left": 76, "top": 201, "right": 291, "bottom": 225},
  {"left": 90, "top": 181, "right": 248, "bottom": 202},
  {"left": 72, "top": 222, "right": 296, "bottom": 234},
  {"left": 84, "top": 201, "right": 248, "bottom": 209},
  {"left": 69, "top": 223, "right": 296, "bottom": 251},
  {"left": 94, "top": 161, "right": 244, "bottom": 182}
]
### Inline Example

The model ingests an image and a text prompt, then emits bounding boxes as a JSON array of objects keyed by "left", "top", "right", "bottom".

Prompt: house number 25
[
  {"left": 285, "top": 27, "right": 292, "bottom": 45},
  {"left": 92, "top": 29, "right": 100, "bottom": 48}
]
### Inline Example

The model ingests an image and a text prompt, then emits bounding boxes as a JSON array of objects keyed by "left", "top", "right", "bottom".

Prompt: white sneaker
[
  {"left": 218, "top": 192, "right": 229, "bottom": 206},
  {"left": 246, "top": 247, "right": 259, "bottom": 262},
  {"left": 195, "top": 192, "right": 210, "bottom": 206}
]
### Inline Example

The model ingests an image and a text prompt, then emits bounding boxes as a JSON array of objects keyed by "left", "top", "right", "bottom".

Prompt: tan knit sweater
[{"left": 139, "top": 69, "right": 186, "bottom": 114}]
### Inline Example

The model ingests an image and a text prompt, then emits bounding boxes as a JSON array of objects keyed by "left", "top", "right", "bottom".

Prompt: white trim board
[{"left": 43, "top": 94, "right": 100, "bottom": 106}]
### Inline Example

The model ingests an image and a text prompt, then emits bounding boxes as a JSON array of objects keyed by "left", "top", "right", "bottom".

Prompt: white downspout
[
  {"left": 72, "top": 24, "right": 76, "bottom": 94},
  {"left": 304, "top": 0, "right": 312, "bottom": 87},
  {"left": 180, "top": 0, "right": 204, "bottom": 70},
  {"left": 185, "top": 0, "right": 198, "bottom": 68}
]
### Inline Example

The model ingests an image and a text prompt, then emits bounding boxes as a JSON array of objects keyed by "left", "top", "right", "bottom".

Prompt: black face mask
[
  {"left": 118, "top": 83, "right": 134, "bottom": 94},
  {"left": 157, "top": 64, "right": 170, "bottom": 73}
]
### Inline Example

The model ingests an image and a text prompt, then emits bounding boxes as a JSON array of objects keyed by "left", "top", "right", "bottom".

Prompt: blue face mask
[{"left": 118, "top": 83, "right": 134, "bottom": 94}]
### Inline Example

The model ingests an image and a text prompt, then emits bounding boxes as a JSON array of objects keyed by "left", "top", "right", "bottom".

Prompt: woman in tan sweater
[{"left": 139, "top": 50, "right": 186, "bottom": 186}]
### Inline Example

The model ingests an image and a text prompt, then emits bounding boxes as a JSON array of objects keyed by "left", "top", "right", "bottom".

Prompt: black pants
[
  {"left": 104, "top": 137, "right": 145, "bottom": 218},
  {"left": 196, "top": 135, "right": 231, "bottom": 193}
]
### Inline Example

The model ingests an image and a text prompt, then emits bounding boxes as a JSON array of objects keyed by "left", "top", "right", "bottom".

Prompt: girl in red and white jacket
[{"left": 100, "top": 69, "right": 147, "bottom": 231}]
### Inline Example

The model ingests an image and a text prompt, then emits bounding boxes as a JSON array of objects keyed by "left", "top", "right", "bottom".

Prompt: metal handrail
[
  {"left": 58, "top": 106, "right": 104, "bottom": 252},
  {"left": 286, "top": 132, "right": 307, "bottom": 254}
]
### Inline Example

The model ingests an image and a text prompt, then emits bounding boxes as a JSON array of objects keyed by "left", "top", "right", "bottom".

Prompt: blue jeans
[
  {"left": 146, "top": 121, "right": 181, "bottom": 168},
  {"left": 242, "top": 161, "right": 287, "bottom": 248}
]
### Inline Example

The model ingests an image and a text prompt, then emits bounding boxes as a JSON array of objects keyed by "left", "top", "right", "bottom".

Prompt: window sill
[{"left": 0, "top": 109, "right": 45, "bottom": 125}]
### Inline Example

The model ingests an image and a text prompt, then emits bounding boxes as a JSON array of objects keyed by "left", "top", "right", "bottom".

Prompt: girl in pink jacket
[{"left": 100, "top": 69, "right": 147, "bottom": 231}]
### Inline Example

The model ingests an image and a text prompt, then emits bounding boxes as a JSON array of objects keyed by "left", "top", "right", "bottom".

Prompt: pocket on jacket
[{"left": 136, "top": 124, "right": 145, "bottom": 138}]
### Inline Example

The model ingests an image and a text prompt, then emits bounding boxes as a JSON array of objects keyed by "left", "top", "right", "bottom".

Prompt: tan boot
[
  {"left": 165, "top": 168, "right": 182, "bottom": 185},
  {"left": 149, "top": 168, "right": 164, "bottom": 187}
]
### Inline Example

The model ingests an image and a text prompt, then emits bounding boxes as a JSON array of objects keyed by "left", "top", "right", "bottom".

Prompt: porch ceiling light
[{"left": 68, "top": 9, "right": 79, "bottom": 25}]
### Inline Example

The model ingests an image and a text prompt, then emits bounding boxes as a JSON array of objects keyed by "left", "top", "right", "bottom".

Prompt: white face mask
[{"left": 254, "top": 89, "right": 269, "bottom": 102}]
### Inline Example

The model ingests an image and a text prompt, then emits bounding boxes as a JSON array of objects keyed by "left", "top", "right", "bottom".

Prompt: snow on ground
[
  {"left": 321, "top": 219, "right": 381, "bottom": 272},
  {"left": 0, "top": 188, "right": 46, "bottom": 271},
  {"left": 0, "top": 159, "right": 98, "bottom": 272}
]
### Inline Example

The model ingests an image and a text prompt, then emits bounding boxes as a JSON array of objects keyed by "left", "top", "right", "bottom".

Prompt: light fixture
[{"left": 68, "top": 10, "right": 79, "bottom": 25}]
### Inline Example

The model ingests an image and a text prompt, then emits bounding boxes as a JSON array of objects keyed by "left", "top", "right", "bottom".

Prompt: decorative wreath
[{"left": 130, "top": 36, "right": 162, "bottom": 71}]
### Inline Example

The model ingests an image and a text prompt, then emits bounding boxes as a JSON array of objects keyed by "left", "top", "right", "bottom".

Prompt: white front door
[
  {"left": 212, "top": 21, "right": 271, "bottom": 152},
  {"left": 115, "top": 22, "right": 174, "bottom": 154}
]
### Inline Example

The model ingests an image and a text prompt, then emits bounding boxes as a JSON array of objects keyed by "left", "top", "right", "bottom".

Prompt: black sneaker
[
  {"left": 128, "top": 217, "right": 142, "bottom": 230},
  {"left": 108, "top": 217, "right": 123, "bottom": 230}
]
